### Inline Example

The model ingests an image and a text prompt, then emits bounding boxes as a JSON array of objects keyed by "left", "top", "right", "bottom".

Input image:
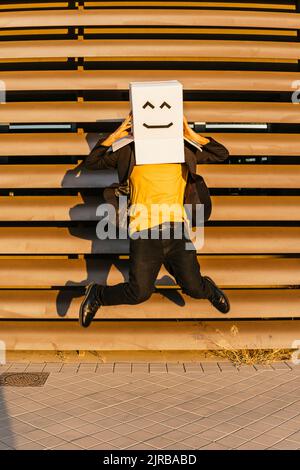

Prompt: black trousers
[{"left": 99, "top": 223, "right": 214, "bottom": 305}]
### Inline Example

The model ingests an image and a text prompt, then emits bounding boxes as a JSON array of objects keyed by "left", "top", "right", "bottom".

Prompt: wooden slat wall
[
  {"left": 2, "top": 133, "right": 300, "bottom": 156},
  {"left": 2, "top": 39, "right": 300, "bottom": 60},
  {"left": 2, "top": 9, "right": 300, "bottom": 29},
  {"left": 0, "top": 0, "right": 299, "bottom": 353},
  {"left": 0, "top": 71, "right": 299, "bottom": 91},
  {"left": 2, "top": 101, "right": 300, "bottom": 123},
  {"left": 0, "top": 257, "right": 298, "bottom": 287},
  {"left": 1, "top": 195, "right": 300, "bottom": 220},
  {"left": 0, "top": 320, "right": 298, "bottom": 351}
]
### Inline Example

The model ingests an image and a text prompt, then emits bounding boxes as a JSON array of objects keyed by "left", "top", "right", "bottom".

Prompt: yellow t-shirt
[{"left": 129, "top": 163, "right": 188, "bottom": 234}]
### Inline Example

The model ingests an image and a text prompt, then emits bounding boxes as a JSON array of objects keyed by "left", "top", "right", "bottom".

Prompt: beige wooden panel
[
  {"left": 1, "top": 70, "right": 300, "bottom": 92},
  {"left": 84, "top": 3, "right": 296, "bottom": 11},
  {"left": 0, "top": 2, "right": 69, "bottom": 9},
  {"left": 212, "top": 133, "right": 300, "bottom": 156},
  {"left": 1, "top": 9, "right": 300, "bottom": 29},
  {"left": 1, "top": 2, "right": 293, "bottom": 10},
  {"left": 0, "top": 164, "right": 117, "bottom": 188},
  {"left": 0, "top": 165, "right": 299, "bottom": 189},
  {"left": 201, "top": 165, "right": 300, "bottom": 188},
  {"left": 84, "top": 30, "right": 295, "bottom": 38},
  {"left": 1, "top": 133, "right": 300, "bottom": 157},
  {"left": 2, "top": 101, "right": 300, "bottom": 123},
  {"left": 211, "top": 196, "right": 300, "bottom": 221},
  {"left": 0, "top": 257, "right": 298, "bottom": 287},
  {"left": 10, "top": 28, "right": 273, "bottom": 39},
  {"left": 0, "top": 227, "right": 299, "bottom": 254},
  {"left": 0, "top": 28, "right": 69, "bottom": 38},
  {"left": 0, "top": 289, "right": 299, "bottom": 320},
  {"left": 0, "top": 319, "right": 297, "bottom": 350},
  {"left": 1, "top": 39, "right": 300, "bottom": 60},
  {"left": 0, "top": 132, "right": 88, "bottom": 156},
  {"left": 1, "top": 195, "right": 299, "bottom": 221}
]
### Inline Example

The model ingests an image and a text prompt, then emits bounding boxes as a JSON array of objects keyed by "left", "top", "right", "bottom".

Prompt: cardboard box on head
[{"left": 129, "top": 80, "right": 185, "bottom": 165}]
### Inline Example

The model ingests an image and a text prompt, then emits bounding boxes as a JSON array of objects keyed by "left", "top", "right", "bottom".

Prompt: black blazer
[{"left": 84, "top": 135, "right": 229, "bottom": 225}]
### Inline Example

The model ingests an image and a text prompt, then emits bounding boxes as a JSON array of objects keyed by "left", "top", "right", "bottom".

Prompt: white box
[{"left": 129, "top": 80, "right": 185, "bottom": 165}]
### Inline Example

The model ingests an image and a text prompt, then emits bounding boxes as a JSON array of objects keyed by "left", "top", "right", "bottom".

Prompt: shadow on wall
[{"left": 56, "top": 132, "right": 186, "bottom": 317}]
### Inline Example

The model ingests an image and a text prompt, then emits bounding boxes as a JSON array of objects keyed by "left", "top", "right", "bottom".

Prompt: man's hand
[
  {"left": 183, "top": 115, "right": 210, "bottom": 145},
  {"left": 101, "top": 112, "right": 132, "bottom": 147}
]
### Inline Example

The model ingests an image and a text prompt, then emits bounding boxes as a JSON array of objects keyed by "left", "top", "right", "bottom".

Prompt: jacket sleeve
[
  {"left": 84, "top": 135, "right": 119, "bottom": 170},
  {"left": 195, "top": 136, "right": 230, "bottom": 163}
]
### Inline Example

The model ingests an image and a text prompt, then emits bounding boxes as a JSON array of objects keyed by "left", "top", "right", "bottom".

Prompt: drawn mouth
[{"left": 143, "top": 122, "right": 173, "bottom": 129}]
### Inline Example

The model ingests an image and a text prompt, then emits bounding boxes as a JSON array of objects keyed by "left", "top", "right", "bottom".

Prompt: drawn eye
[
  {"left": 143, "top": 101, "right": 155, "bottom": 109},
  {"left": 160, "top": 101, "right": 171, "bottom": 109}
]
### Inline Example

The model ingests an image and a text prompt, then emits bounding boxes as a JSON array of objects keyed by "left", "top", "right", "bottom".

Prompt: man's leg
[
  {"left": 163, "top": 236, "right": 230, "bottom": 313},
  {"left": 101, "top": 237, "right": 164, "bottom": 305},
  {"left": 79, "top": 236, "right": 164, "bottom": 327},
  {"left": 163, "top": 237, "right": 212, "bottom": 299}
]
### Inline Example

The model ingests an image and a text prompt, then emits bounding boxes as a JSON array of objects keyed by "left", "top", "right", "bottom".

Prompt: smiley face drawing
[
  {"left": 142, "top": 100, "right": 173, "bottom": 129},
  {"left": 129, "top": 80, "right": 185, "bottom": 165}
]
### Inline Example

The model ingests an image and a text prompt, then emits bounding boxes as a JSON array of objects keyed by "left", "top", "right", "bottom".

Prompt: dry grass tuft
[
  {"left": 207, "top": 348, "right": 292, "bottom": 367},
  {"left": 206, "top": 325, "right": 292, "bottom": 367}
]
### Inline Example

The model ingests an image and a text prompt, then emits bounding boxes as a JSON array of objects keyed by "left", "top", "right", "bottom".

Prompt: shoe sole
[
  {"left": 205, "top": 276, "right": 230, "bottom": 314},
  {"left": 79, "top": 282, "right": 95, "bottom": 328}
]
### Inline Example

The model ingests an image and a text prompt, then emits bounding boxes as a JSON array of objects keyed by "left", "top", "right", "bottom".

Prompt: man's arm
[
  {"left": 84, "top": 136, "right": 118, "bottom": 170},
  {"left": 183, "top": 116, "right": 229, "bottom": 163},
  {"left": 84, "top": 113, "right": 132, "bottom": 170},
  {"left": 195, "top": 136, "right": 230, "bottom": 163}
]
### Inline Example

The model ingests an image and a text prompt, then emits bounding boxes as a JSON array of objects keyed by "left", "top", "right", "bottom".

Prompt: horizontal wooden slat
[
  {"left": 83, "top": 3, "right": 298, "bottom": 11},
  {"left": 2, "top": 133, "right": 300, "bottom": 157},
  {"left": 0, "top": 133, "right": 88, "bottom": 156},
  {"left": 0, "top": 196, "right": 299, "bottom": 221},
  {"left": 0, "top": 2, "right": 69, "bottom": 9},
  {"left": 211, "top": 196, "right": 300, "bottom": 221},
  {"left": 1, "top": 9, "right": 300, "bottom": 29},
  {"left": 1, "top": 39, "right": 300, "bottom": 60},
  {"left": 0, "top": 257, "right": 298, "bottom": 287},
  {"left": 202, "top": 165, "right": 300, "bottom": 188},
  {"left": 1, "top": 70, "right": 300, "bottom": 92},
  {"left": 0, "top": 165, "right": 117, "bottom": 188},
  {"left": 0, "top": 226, "right": 299, "bottom": 254},
  {"left": 0, "top": 319, "right": 298, "bottom": 350},
  {"left": 1, "top": 164, "right": 299, "bottom": 188},
  {"left": 60, "top": 29, "right": 299, "bottom": 37},
  {"left": 2, "top": 101, "right": 300, "bottom": 123},
  {"left": 212, "top": 133, "right": 300, "bottom": 156},
  {"left": 0, "top": 289, "right": 299, "bottom": 320},
  {"left": 0, "top": 2, "right": 294, "bottom": 11}
]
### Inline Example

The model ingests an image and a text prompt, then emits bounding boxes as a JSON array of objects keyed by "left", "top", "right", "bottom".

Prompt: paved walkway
[{"left": 0, "top": 361, "right": 299, "bottom": 450}]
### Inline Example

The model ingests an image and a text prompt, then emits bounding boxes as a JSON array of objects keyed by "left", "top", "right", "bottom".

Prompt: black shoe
[
  {"left": 204, "top": 276, "right": 230, "bottom": 314},
  {"left": 79, "top": 283, "right": 102, "bottom": 328}
]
